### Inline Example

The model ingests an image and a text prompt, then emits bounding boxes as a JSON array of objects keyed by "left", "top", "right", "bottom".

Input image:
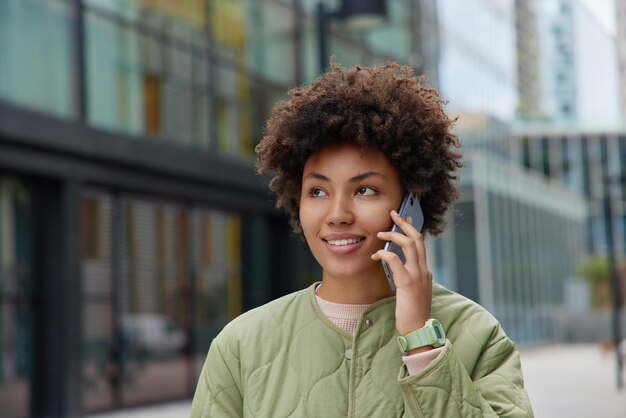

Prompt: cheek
[
  {"left": 299, "top": 203, "right": 317, "bottom": 238},
  {"left": 371, "top": 214, "right": 390, "bottom": 231},
  {"left": 375, "top": 220, "right": 393, "bottom": 244},
  {"left": 362, "top": 207, "right": 395, "bottom": 236}
]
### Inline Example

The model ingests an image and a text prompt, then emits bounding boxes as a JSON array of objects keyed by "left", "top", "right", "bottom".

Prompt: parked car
[{"left": 121, "top": 313, "right": 187, "bottom": 357}]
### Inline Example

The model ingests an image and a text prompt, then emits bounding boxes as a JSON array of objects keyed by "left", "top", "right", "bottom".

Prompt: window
[
  {"left": 0, "top": 0, "right": 73, "bottom": 118},
  {"left": 522, "top": 137, "right": 531, "bottom": 169},
  {"left": 81, "top": 191, "right": 243, "bottom": 411},
  {"left": 143, "top": 74, "right": 161, "bottom": 135},
  {"left": 0, "top": 176, "right": 34, "bottom": 418},
  {"left": 81, "top": 197, "right": 103, "bottom": 259}
]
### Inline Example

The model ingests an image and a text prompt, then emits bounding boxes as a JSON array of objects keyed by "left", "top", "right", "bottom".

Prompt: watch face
[
  {"left": 429, "top": 319, "right": 446, "bottom": 347},
  {"left": 434, "top": 325, "right": 444, "bottom": 340}
]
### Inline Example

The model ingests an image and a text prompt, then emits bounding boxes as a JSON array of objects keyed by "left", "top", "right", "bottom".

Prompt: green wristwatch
[{"left": 397, "top": 318, "right": 446, "bottom": 353}]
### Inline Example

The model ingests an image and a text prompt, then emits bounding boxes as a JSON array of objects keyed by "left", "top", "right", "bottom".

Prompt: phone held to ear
[{"left": 382, "top": 192, "right": 424, "bottom": 291}]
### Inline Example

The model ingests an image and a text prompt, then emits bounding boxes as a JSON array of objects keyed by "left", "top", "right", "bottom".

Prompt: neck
[{"left": 317, "top": 273, "right": 394, "bottom": 304}]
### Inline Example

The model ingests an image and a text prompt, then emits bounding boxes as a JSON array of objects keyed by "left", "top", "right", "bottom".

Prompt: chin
[{"left": 324, "top": 263, "right": 383, "bottom": 283}]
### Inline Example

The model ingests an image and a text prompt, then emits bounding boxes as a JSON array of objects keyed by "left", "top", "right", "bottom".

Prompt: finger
[
  {"left": 390, "top": 210, "right": 418, "bottom": 239},
  {"left": 385, "top": 210, "right": 423, "bottom": 267},
  {"left": 390, "top": 210, "right": 429, "bottom": 272},
  {"left": 373, "top": 248, "right": 429, "bottom": 290},
  {"left": 376, "top": 230, "right": 419, "bottom": 268},
  {"left": 371, "top": 249, "right": 407, "bottom": 279}
]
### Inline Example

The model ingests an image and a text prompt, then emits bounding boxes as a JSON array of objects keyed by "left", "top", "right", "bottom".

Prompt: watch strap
[{"left": 397, "top": 318, "right": 445, "bottom": 353}]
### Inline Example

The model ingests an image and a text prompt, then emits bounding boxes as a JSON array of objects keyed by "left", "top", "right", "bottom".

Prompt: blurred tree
[{"left": 575, "top": 256, "right": 626, "bottom": 310}]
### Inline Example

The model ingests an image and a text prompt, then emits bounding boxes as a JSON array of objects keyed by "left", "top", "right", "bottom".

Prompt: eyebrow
[{"left": 303, "top": 171, "right": 387, "bottom": 183}]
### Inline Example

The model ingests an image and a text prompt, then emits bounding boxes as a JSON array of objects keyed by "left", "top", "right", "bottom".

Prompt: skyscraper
[
  {"left": 616, "top": 0, "right": 626, "bottom": 119},
  {"left": 515, "top": 0, "right": 542, "bottom": 120}
]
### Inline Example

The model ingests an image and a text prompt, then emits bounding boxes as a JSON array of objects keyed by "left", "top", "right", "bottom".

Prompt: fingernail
[
  {"left": 407, "top": 216, "right": 413, "bottom": 224},
  {"left": 391, "top": 210, "right": 399, "bottom": 216}
]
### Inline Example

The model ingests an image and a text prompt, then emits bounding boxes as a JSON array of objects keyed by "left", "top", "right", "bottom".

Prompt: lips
[{"left": 321, "top": 234, "right": 366, "bottom": 254}]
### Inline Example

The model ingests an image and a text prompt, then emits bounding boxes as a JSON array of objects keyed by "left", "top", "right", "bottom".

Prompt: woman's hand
[{"left": 371, "top": 210, "right": 433, "bottom": 351}]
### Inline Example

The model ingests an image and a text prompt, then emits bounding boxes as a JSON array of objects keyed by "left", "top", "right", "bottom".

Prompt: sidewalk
[
  {"left": 87, "top": 400, "right": 191, "bottom": 418},
  {"left": 520, "top": 343, "right": 626, "bottom": 418},
  {"left": 89, "top": 344, "right": 626, "bottom": 417}
]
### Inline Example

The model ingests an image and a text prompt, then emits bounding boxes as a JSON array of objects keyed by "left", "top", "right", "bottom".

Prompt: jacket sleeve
[
  {"left": 398, "top": 338, "right": 534, "bottom": 418},
  {"left": 190, "top": 338, "right": 243, "bottom": 418}
]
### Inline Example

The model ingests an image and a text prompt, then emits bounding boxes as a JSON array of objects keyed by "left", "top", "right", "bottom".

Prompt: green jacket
[{"left": 191, "top": 283, "right": 534, "bottom": 417}]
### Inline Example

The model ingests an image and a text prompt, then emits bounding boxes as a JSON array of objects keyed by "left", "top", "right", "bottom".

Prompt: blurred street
[
  {"left": 88, "top": 400, "right": 191, "bottom": 418},
  {"left": 88, "top": 343, "right": 626, "bottom": 418},
  {"left": 521, "top": 344, "right": 626, "bottom": 418}
]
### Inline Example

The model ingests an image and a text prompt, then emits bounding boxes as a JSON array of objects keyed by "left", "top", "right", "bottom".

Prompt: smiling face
[{"left": 300, "top": 141, "right": 404, "bottom": 286}]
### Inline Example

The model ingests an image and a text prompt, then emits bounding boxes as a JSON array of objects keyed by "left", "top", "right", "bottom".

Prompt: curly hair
[{"left": 256, "top": 62, "right": 462, "bottom": 236}]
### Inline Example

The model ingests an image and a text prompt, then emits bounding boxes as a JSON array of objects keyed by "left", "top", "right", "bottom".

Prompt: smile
[{"left": 324, "top": 237, "right": 364, "bottom": 246}]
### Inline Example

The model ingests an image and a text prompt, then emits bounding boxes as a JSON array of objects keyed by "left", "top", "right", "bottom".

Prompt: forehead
[{"left": 302, "top": 141, "right": 398, "bottom": 178}]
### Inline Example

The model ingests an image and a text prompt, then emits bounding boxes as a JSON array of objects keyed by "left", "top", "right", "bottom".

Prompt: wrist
[
  {"left": 396, "top": 317, "right": 429, "bottom": 336},
  {"left": 405, "top": 346, "right": 435, "bottom": 356}
]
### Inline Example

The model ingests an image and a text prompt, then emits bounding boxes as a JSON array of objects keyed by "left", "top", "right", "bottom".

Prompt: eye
[
  {"left": 357, "top": 186, "right": 376, "bottom": 196},
  {"left": 310, "top": 187, "right": 327, "bottom": 197}
]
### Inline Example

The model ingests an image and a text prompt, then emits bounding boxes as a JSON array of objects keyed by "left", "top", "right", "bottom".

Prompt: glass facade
[
  {"left": 430, "top": 152, "right": 588, "bottom": 344},
  {"left": 80, "top": 190, "right": 243, "bottom": 412},
  {"left": 0, "top": 176, "right": 33, "bottom": 418},
  {"left": 437, "top": 0, "right": 517, "bottom": 123},
  {"left": 1, "top": 1, "right": 421, "bottom": 413},
  {"left": 81, "top": 0, "right": 302, "bottom": 156},
  {"left": 484, "top": 191, "right": 584, "bottom": 343},
  {"left": 0, "top": 0, "right": 73, "bottom": 119},
  {"left": 0, "top": 0, "right": 424, "bottom": 158},
  {"left": 536, "top": 0, "right": 577, "bottom": 122},
  {"left": 515, "top": 133, "right": 626, "bottom": 258},
  {"left": 85, "top": 0, "right": 213, "bottom": 147},
  {"left": 516, "top": 0, "right": 621, "bottom": 125},
  {"left": 364, "top": 0, "right": 412, "bottom": 60}
]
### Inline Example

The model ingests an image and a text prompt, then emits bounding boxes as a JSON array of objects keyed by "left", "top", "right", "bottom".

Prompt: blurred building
[
  {"left": 510, "top": 128, "right": 626, "bottom": 346},
  {"left": 515, "top": 0, "right": 578, "bottom": 122},
  {"left": 431, "top": 151, "right": 587, "bottom": 344},
  {"left": 507, "top": 1, "right": 626, "bottom": 347},
  {"left": 427, "top": 0, "right": 589, "bottom": 345},
  {"left": 0, "top": 0, "right": 597, "bottom": 417},
  {"left": 616, "top": 0, "right": 626, "bottom": 118},
  {"left": 574, "top": 1, "right": 622, "bottom": 129},
  {"left": 514, "top": 0, "right": 622, "bottom": 127},
  {"left": 539, "top": 0, "right": 578, "bottom": 122},
  {"left": 434, "top": 0, "right": 518, "bottom": 158},
  {"left": 511, "top": 0, "right": 625, "bottom": 257},
  {"left": 436, "top": 0, "right": 517, "bottom": 123},
  {"left": 515, "top": 0, "right": 542, "bottom": 120},
  {"left": 513, "top": 129, "right": 626, "bottom": 257},
  {"left": 0, "top": 0, "right": 432, "bottom": 417}
]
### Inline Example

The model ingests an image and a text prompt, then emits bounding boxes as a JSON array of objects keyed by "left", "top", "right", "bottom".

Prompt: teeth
[{"left": 327, "top": 238, "right": 361, "bottom": 246}]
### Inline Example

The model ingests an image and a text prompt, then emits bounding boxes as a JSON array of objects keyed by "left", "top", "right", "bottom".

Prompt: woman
[{"left": 190, "top": 63, "right": 534, "bottom": 417}]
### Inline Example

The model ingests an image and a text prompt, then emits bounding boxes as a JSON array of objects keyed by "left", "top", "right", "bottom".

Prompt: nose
[{"left": 325, "top": 195, "right": 355, "bottom": 226}]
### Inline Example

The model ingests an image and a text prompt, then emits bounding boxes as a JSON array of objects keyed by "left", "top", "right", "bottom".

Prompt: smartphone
[{"left": 382, "top": 192, "right": 424, "bottom": 291}]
